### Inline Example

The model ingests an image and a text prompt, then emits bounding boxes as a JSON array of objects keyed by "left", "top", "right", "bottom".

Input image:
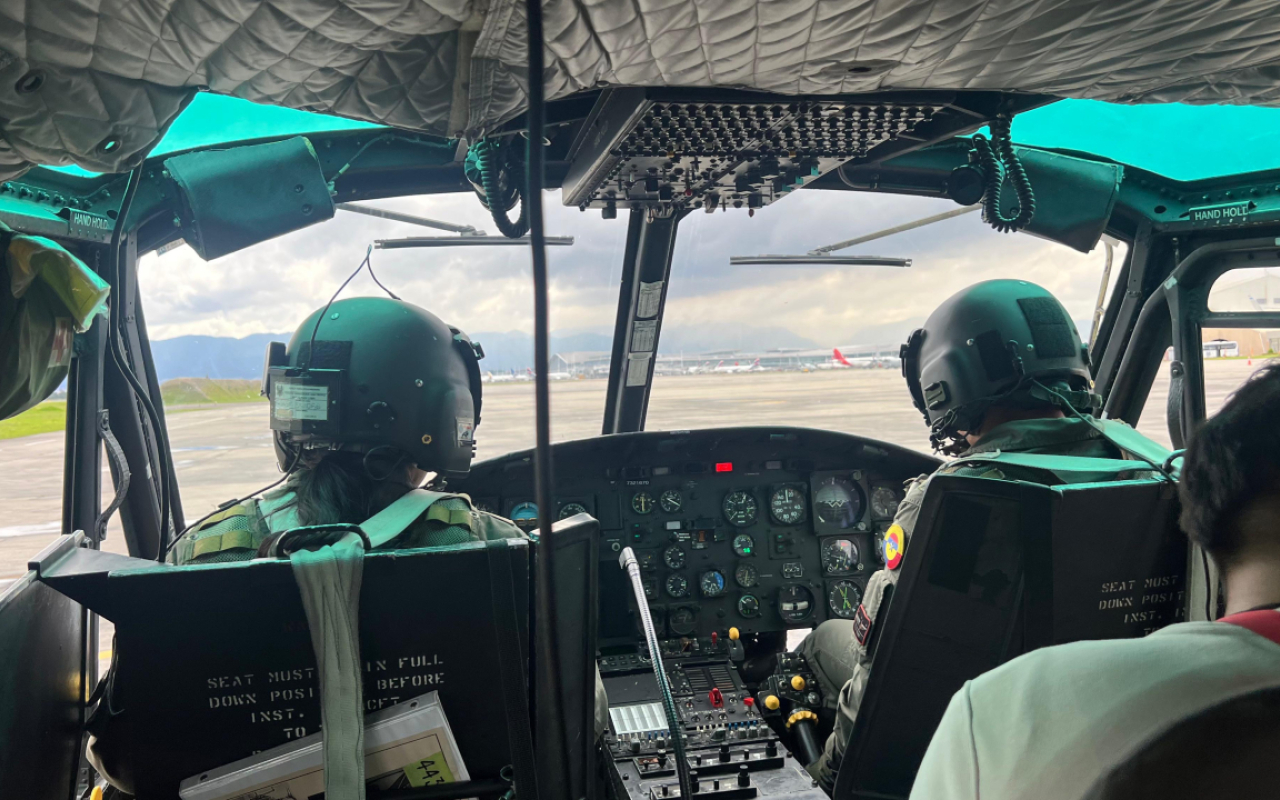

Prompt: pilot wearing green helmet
[
  {"left": 794, "top": 279, "right": 1170, "bottom": 791},
  {"left": 168, "top": 295, "right": 517, "bottom": 562}
]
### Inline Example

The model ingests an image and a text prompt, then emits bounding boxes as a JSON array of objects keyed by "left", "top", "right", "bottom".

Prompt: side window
[
  {"left": 0, "top": 402, "right": 67, "bottom": 560},
  {"left": 1203, "top": 267, "right": 1280, "bottom": 417}
]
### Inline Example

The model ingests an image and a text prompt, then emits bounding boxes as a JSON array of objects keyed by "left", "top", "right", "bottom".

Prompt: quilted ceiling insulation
[{"left": 5, "top": 0, "right": 1280, "bottom": 181}]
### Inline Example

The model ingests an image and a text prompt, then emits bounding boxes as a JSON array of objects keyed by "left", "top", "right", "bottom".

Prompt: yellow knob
[
  {"left": 786, "top": 709, "right": 820, "bottom": 729},
  {"left": 764, "top": 694, "right": 781, "bottom": 711},
  {"left": 790, "top": 675, "right": 807, "bottom": 691},
  {"left": 91, "top": 788, "right": 104, "bottom": 800},
  {"left": 728, "top": 627, "right": 740, "bottom": 641}
]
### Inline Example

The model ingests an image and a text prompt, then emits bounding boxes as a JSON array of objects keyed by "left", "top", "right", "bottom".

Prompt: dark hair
[
  {"left": 284, "top": 450, "right": 415, "bottom": 526},
  {"left": 1179, "top": 361, "right": 1280, "bottom": 562}
]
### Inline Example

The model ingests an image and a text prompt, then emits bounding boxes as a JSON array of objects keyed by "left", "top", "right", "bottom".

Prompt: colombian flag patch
[{"left": 883, "top": 524, "right": 904, "bottom": 570}]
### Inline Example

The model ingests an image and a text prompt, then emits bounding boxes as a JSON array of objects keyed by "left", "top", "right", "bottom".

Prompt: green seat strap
[{"left": 289, "top": 534, "right": 367, "bottom": 800}]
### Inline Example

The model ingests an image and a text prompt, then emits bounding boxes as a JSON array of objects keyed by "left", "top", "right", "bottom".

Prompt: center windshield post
[{"left": 602, "top": 208, "right": 687, "bottom": 434}]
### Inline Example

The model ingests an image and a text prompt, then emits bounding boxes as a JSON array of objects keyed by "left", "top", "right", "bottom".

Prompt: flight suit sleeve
[
  {"left": 909, "top": 682, "right": 980, "bottom": 800},
  {"left": 807, "top": 473, "right": 932, "bottom": 790}
]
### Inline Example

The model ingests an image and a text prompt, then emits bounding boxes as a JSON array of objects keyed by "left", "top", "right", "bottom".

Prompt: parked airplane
[{"left": 713, "top": 359, "right": 764, "bottom": 373}]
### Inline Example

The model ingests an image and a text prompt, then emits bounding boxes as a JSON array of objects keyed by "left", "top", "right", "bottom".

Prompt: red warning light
[{"left": 715, "top": 462, "right": 734, "bottom": 473}]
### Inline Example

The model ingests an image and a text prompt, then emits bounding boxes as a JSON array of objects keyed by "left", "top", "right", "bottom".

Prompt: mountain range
[{"left": 148, "top": 325, "right": 820, "bottom": 381}]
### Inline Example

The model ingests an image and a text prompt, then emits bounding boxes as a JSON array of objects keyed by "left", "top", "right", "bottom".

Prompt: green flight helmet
[
  {"left": 900, "top": 279, "right": 1099, "bottom": 453},
  {"left": 263, "top": 297, "right": 485, "bottom": 479}
]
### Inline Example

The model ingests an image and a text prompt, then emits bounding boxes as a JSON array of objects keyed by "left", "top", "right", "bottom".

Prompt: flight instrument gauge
[
  {"left": 822, "top": 539, "right": 859, "bottom": 574},
  {"left": 734, "top": 564, "right": 759, "bottom": 588},
  {"left": 669, "top": 607, "right": 697, "bottom": 636},
  {"left": 828, "top": 580, "right": 862, "bottom": 619},
  {"left": 666, "top": 574, "right": 689, "bottom": 598},
  {"left": 777, "top": 585, "right": 815, "bottom": 623},
  {"left": 510, "top": 502, "right": 539, "bottom": 530},
  {"left": 722, "top": 491, "right": 759, "bottom": 527},
  {"left": 663, "top": 545, "right": 686, "bottom": 569},
  {"left": 632, "top": 491, "right": 655, "bottom": 515},
  {"left": 738, "top": 595, "right": 761, "bottom": 618},
  {"left": 732, "top": 533, "right": 756, "bottom": 557},
  {"left": 558, "top": 502, "right": 588, "bottom": 520},
  {"left": 813, "top": 476, "right": 862, "bottom": 529},
  {"left": 700, "top": 570, "right": 727, "bottom": 597},
  {"left": 770, "top": 485, "right": 807, "bottom": 525},
  {"left": 659, "top": 489, "right": 683, "bottom": 513},
  {"left": 871, "top": 486, "right": 900, "bottom": 519}
]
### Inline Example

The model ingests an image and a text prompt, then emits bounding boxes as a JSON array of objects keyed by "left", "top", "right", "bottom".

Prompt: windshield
[{"left": 646, "top": 192, "right": 1129, "bottom": 452}]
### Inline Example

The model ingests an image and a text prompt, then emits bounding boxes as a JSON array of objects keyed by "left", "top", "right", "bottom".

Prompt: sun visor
[
  {"left": 164, "top": 136, "right": 334, "bottom": 261},
  {"left": 1001, "top": 149, "right": 1123, "bottom": 254}
]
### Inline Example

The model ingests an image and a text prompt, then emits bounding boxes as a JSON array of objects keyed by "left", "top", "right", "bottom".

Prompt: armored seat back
[{"left": 832, "top": 473, "right": 1187, "bottom": 800}]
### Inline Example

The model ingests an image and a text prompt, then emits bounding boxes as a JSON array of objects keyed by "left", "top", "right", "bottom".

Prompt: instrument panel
[{"left": 453, "top": 427, "right": 938, "bottom": 645}]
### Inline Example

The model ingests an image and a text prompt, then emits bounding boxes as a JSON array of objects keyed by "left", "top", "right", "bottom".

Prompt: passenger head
[
  {"left": 262, "top": 297, "right": 485, "bottom": 524},
  {"left": 901, "top": 280, "right": 1097, "bottom": 454},
  {"left": 1179, "top": 361, "right": 1280, "bottom": 579}
]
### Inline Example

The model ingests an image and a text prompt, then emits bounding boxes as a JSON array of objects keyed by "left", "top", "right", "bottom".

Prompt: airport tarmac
[{"left": 0, "top": 358, "right": 1265, "bottom": 665}]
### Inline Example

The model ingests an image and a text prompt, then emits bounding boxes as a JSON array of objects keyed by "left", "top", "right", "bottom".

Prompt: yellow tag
[{"left": 404, "top": 750, "right": 456, "bottom": 787}]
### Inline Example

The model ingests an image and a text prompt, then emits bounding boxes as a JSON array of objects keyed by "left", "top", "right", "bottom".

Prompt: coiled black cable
[
  {"left": 972, "top": 114, "right": 1036, "bottom": 233},
  {"left": 474, "top": 139, "right": 529, "bottom": 238}
]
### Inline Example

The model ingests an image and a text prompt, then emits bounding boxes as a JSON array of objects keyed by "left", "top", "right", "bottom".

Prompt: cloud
[{"left": 139, "top": 189, "right": 1119, "bottom": 348}]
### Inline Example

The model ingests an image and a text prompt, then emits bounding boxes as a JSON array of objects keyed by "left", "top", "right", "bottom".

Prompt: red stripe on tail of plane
[{"left": 833, "top": 348, "right": 852, "bottom": 367}]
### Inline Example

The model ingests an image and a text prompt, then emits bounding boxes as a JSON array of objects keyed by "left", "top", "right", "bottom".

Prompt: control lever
[
  {"left": 619, "top": 547, "right": 693, "bottom": 800},
  {"left": 726, "top": 627, "right": 745, "bottom": 663},
  {"left": 787, "top": 710, "right": 822, "bottom": 767}
]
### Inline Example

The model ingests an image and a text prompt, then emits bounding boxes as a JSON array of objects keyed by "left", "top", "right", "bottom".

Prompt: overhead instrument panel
[
  {"left": 562, "top": 89, "right": 945, "bottom": 215},
  {"left": 454, "top": 428, "right": 939, "bottom": 646}
]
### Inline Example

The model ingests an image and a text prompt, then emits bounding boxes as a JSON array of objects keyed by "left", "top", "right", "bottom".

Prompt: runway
[{"left": 0, "top": 358, "right": 1266, "bottom": 666}]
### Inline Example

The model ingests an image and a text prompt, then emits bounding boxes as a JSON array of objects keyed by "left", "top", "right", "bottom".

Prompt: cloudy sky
[{"left": 139, "top": 188, "right": 1121, "bottom": 348}]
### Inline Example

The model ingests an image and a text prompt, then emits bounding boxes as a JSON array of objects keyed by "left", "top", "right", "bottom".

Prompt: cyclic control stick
[{"left": 619, "top": 547, "right": 694, "bottom": 798}]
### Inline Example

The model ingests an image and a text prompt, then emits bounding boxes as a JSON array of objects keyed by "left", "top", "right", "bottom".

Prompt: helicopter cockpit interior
[{"left": 5, "top": 2, "right": 1280, "bottom": 799}]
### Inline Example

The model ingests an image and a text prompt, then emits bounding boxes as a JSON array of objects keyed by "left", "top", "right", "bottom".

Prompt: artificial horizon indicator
[
  {"left": 777, "top": 585, "right": 814, "bottom": 623},
  {"left": 510, "top": 501, "right": 539, "bottom": 529},
  {"left": 813, "top": 476, "right": 862, "bottom": 528}
]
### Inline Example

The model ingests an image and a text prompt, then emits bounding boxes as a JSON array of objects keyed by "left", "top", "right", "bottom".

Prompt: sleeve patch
[
  {"left": 883, "top": 524, "right": 905, "bottom": 570},
  {"left": 852, "top": 603, "right": 874, "bottom": 646}
]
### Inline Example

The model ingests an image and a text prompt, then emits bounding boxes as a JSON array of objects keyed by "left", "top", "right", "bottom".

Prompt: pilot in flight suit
[
  {"left": 168, "top": 296, "right": 518, "bottom": 563},
  {"left": 114, "top": 298, "right": 610, "bottom": 793},
  {"left": 794, "top": 280, "right": 1168, "bottom": 791}
]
